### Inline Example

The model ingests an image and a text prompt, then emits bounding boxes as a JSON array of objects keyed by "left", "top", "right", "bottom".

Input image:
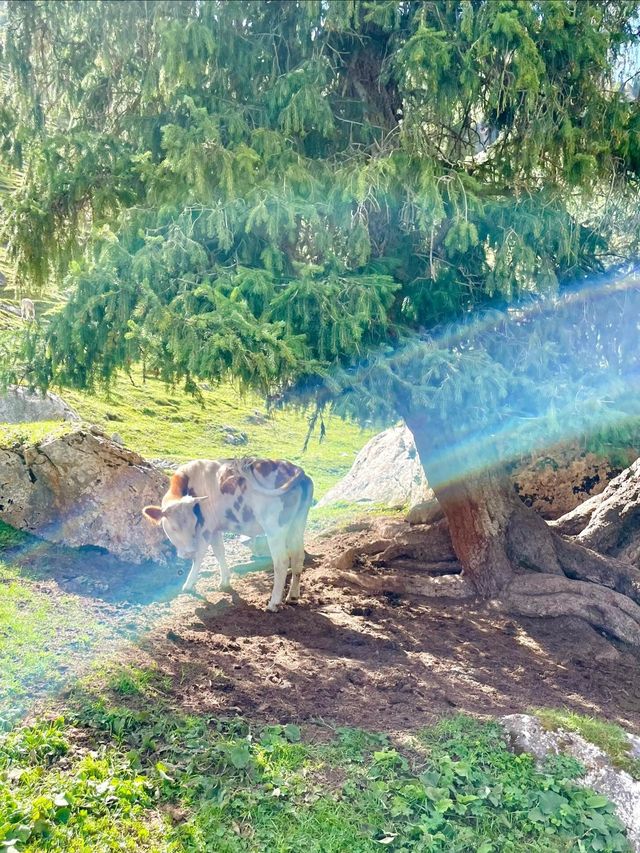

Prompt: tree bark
[
  {"left": 405, "top": 415, "right": 562, "bottom": 595},
  {"left": 404, "top": 416, "right": 640, "bottom": 645}
]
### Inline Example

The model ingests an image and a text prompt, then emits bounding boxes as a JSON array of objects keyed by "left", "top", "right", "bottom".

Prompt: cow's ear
[{"left": 143, "top": 505, "right": 164, "bottom": 525}]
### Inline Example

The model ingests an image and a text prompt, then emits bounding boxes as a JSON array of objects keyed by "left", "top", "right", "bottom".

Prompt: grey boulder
[{"left": 0, "top": 427, "right": 173, "bottom": 564}]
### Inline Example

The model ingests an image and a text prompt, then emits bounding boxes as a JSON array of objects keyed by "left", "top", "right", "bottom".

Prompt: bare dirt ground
[
  {"left": 140, "top": 529, "right": 640, "bottom": 733},
  {"left": 8, "top": 522, "right": 640, "bottom": 733}
]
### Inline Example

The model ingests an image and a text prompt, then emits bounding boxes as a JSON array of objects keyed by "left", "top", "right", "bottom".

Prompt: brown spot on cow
[
  {"left": 253, "top": 459, "right": 278, "bottom": 480},
  {"left": 225, "top": 509, "right": 239, "bottom": 525},
  {"left": 167, "top": 472, "right": 190, "bottom": 500},
  {"left": 239, "top": 477, "right": 248, "bottom": 493},
  {"left": 220, "top": 472, "right": 239, "bottom": 495},
  {"left": 274, "top": 461, "right": 297, "bottom": 487},
  {"left": 242, "top": 506, "right": 255, "bottom": 523}
]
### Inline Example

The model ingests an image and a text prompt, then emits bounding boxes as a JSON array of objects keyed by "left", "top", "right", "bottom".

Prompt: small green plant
[
  {"left": 0, "top": 521, "right": 29, "bottom": 550},
  {"left": 1, "top": 673, "right": 629, "bottom": 853},
  {"left": 106, "top": 665, "right": 165, "bottom": 698},
  {"left": 0, "top": 723, "right": 167, "bottom": 852},
  {"left": 0, "top": 718, "right": 69, "bottom": 768}
]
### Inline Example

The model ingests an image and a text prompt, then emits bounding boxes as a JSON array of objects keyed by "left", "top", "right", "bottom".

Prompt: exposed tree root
[
  {"left": 337, "top": 569, "right": 473, "bottom": 600},
  {"left": 495, "top": 573, "right": 640, "bottom": 647},
  {"left": 334, "top": 517, "right": 457, "bottom": 572},
  {"left": 372, "top": 558, "right": 461, "bottom": 576},
  {"left": 503, "top": 502, "right": 640, "bottom": 606},
  {"left": 552, "top": 534, "right": 640, "bottom": 604},
  {"left": 550, "top": 499, "right": 599, "bottom": 537},
  {"left": 332, "top": 482, "right": 640, "bottom": 645},
  {"left": 552, "top": 459, "right": 640, "bottom": 568}
]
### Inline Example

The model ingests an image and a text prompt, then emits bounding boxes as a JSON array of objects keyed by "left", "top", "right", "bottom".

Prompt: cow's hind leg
[
  {"left": 286, "top": 527, "right": 305, "bottom": 604},
  {"left": 209, "top": 531, "right": 231, "bottom": 592},
  {"left": 266, "top": 534, "right": 289, "bottom": 612},
  {"left": 285, "top": 483, "right": 312, "bottom": 604}
]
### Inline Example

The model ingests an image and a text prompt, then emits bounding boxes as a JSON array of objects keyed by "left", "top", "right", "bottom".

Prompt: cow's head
[{"left": 143, "top": 496, "right": 207, "bottom": 559}]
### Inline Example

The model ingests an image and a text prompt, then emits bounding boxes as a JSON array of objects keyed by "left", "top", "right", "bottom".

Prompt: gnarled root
[
  {"left": 553, "top": 534, "right": 640, "bottom": 604},
  {"left": 496, "top": 573, "right": 640, "bottom": 647},
  {"left": 338, "top": 569, "right": 473, "bottom": 599}
]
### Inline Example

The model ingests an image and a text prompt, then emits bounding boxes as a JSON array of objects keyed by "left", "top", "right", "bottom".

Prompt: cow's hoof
[
  {"left": 285, "top": 596, "right": 299, "bottom": 605},
  {"left": 219, "top": 582, "right": 232, "bottom": 593},
  {"left": 266, "top": 601, "right": 281, "bottom": 612}
]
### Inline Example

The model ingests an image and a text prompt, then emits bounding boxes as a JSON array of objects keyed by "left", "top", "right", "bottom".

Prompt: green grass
[
  {"left": 0, "top": 563, "right": 109, "bottom": 730},
  {"left": 0, "top": 366, "right": 380, "bottom": 537},
  {"left": 0, "top": 672, "right": 630, "bottom": 852},
  {"left": 535, "top": 709, "right": 640, "bottom": 781},
  {"left": 0, "top": 522, "right": 30, "bottom": 550},
  {"left": 0, "top": 717, "right": 170, "bottom": 852},
  {"left": 0, "top": 421, "right": 72, "bottom": 449},
  {"left": 307, "top": 500, "right": 407, "bottom": 534},
  {"left": 0, "top": 369, "right": 376, "bottom": 499}
]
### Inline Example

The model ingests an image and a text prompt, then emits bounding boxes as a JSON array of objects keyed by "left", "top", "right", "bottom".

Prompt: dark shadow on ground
[
  {"left": 1, "top": 532, "right": 187, "bottom": 605},
  {"left": 132, "top": 555, "right": 640, "bottom": 734},
  {"left": 0, "top": 530, "right": 270, "bottom": 607}
]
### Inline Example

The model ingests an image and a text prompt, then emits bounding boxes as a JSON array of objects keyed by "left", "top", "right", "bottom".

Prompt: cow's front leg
[
  {"left": 182, "top": 539, "right": 208, "bottom": 593},
  {"left": 266, "top": 534, "right": 289, "bottom": 612},
  {"left": 208, "top": 531, "right": 231, "bottom": 592}
]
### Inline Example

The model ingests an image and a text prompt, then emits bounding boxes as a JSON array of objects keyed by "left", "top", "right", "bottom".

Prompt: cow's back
[{"left": 167, "top": 457, "right": 312, "bottom": 538}]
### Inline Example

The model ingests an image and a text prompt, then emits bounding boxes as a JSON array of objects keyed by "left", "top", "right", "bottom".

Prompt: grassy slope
[
  {"left": 0, "top": 371, "right": 376, "bottom": 500},
  {"left": 0, "top": 666, "right": 631, "bottom": 853}
]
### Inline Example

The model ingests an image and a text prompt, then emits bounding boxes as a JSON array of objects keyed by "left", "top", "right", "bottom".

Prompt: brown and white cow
[{"left": 142, "top": 457, "right": 314, "bottom": 611}]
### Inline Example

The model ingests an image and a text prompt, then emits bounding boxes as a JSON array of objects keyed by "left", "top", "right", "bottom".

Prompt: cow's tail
[
  {"left": 246, "top": 466, "right": 304, "bottom": 496},
  {"left": 297, "top": 473, "right": 314, "bottom": 520}
]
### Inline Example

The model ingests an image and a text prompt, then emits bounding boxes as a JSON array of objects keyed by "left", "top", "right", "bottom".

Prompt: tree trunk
[
  {"left": 404, "top": 416, "right": 640, "bottom": 646},
  {"left": 405, "top": 415, "right": 563, "bottom": 595}
]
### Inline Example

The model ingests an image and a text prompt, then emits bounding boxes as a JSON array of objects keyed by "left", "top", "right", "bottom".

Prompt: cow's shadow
[
  {"left": 1, "top": 529, "right": 303, "bottom": 609},
  {"left": 2, "top": 532, "right": 194, "bottom": 606},
  {"left": 190, "top": 587, "right": 407, "bottom": 662}
]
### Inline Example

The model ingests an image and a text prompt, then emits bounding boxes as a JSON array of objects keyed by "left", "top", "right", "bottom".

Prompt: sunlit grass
[
  {"left": 0, "top": 370, "right": 376, "bottom": 499},
  {"left": 307, "top": 500, "right": 406, "bottom": 535},
  {"left": 0, "top": 671, "right": 629, "bottom": 852},
  {"left": 535, "top": 708, "right": 640, "bottom": 780},
  {"left": 0, "top": 563, "right": 109, "bottom": 730}
]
